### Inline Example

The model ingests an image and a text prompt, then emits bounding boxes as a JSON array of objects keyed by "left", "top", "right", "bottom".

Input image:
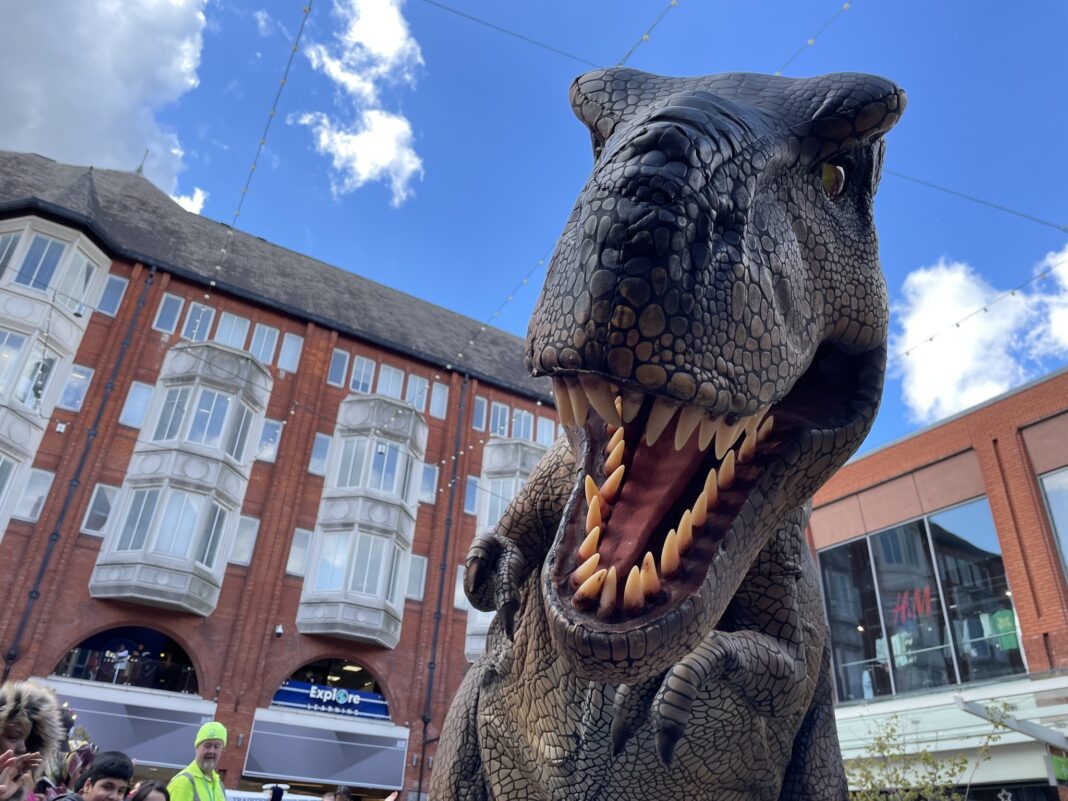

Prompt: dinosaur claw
[
  {"left": 464, "top": 557, "right": 484, "bottom": 596},
  {"left": 610, "top": 715, "right": 631, "bottom": 756},
  {"left": 655, "top": 728, "right": 681, "bottom": 766},
  {"left": 501, "top": 600, "right": 519, "bottom": 640}
]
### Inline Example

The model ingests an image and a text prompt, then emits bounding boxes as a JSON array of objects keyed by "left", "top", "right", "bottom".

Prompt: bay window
[
  {"left": 187, "top": 388, "right": 232, "bottom": 448},
  {"left": 0, "top": 330, "right": 28, "bottom": 394},
  {"left": 335, "top": 436, "right": 409, "bottom": 497},
  {"left": 53, "top": 250, "right": 96, "bottom": 312},
  {"left": 14, "top": 233, "right": 66, "bottom": 291},
  {"left": 116, "top": 489, "right": 161, "bottom": 551},
  {"left": 153, "top": 387, "right": 192, "bottom": 441},
  {"left": 13, "top": 342, "right": 58, "bottom": 408}
]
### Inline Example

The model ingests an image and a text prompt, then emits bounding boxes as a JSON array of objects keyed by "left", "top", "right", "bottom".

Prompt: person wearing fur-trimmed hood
[{"left": 0, "top": 681, "right": 64, "bottom": 801}]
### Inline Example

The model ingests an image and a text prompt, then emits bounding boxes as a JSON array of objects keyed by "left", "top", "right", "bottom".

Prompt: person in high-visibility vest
[{"left": 167, "top": 722, "right": 227, "bottom": 801}]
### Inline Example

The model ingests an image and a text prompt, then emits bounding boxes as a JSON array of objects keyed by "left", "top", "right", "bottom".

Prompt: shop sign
[{"left": 271, "top": 680, "right": 389, "bottom": 720}]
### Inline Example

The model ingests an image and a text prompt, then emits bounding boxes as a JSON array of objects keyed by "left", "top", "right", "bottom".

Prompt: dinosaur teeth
[
  {"left": 640, "top": 552, "right": 660, "bottom": 596},
  {"left": 738, "top": 429, "right": 757, "bottom": 463},
  {"left": 552, "top": 379, "right": 575, "bottom": 427},
  {"left": 573, "top": 568, "right": 607, "bottom": 604},
  {"left": 567, "top": 380, "right": 590, "bottom": 426},
  {"left": 704, "top": 466, "right": 719, "bottom": 505},
  {"left": 586, "top": 495, "right": 602, "bottom": 533},
  {"left": 692, "top": 490, "right": 708, "bottom": 527},
  {"left": 580, "top": 376, "right": 622, "bottom": 426},
  {"left": 698, "top": 413, "right": 716, "bottom": 451},
  {"left": 578, "top": 527, "right": 600, "bottom": 561},
  {"left": 718, "top": 450, "right": 736, "bottom": 490},
  {"left": 645, "top": 398, "right": 679, "bottom": 447},
  {"left": 572, "top": 552, "right": 600, "bottom": 585},
  {"left": 714, "top": 417, "right": 746, "bottom": 461},
  {"left": 584, "top": 475, "right": 599, "bottom": 505},
  {"left": 601, "top": 464, "right": 624, "bottom": 504},
  {"left": 623, "top": 566, "right": 643, "bottom": 613},
  {"left": 605, "top": 439, "right": 625, "bottom": 474},
  {"left": 598, "top": 566, "right": 618, "bottom": 616},
  {"left": 661, "top": 529, "right": 680, "bottom": 577},
  {"left": 606, "top": 426, "right": 625, "bottom": 453},
  {"left": 677, "top": 509, "right": 693, "bottom": 553},
  {"left": 674, "top": 405, "right": 704, "bottom": 451},
  {"left": 620, "top": 391, "right": 643, "bottom": 424},
  {"left": 758, "top": 414, "right": 774, "bottom": 442}
]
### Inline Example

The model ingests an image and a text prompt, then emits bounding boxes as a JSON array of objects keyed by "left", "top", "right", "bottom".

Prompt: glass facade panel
[
  {"left": 1043, "top": 467, "right": 1068, "bottom": 571},
  {"left": 819, "top": 540, "right": 892, "bottom": 702},
  {"left": 929, "top": 499, "right": 1024, "bottom": 682},
  {"left": 870, "top": 521, "right": 956, "bottom": 694}
]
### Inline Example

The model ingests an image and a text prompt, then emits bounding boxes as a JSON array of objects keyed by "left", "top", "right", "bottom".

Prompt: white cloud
[
  {"left": 297, "top": 109, "right": 422, "bottom": 206},
  {"left": 253, "top": 9, "right": 273, "bottom": 36},
  {"left": 0, "top": 0, "right": 206, "bottom": 196},
  {"left": 890, "top": 249, "right": 1068, "bottom": 424},
  {"left": 296, "top": 0, "right": 424, "bottom": 205},
  {"left": 172, "top": 187, "right": 209, "bottom": 214}
]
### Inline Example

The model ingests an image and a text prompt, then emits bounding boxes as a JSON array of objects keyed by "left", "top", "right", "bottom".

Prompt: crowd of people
[{"left": 0, "top": 681, "right": 394, "bottom": 801}]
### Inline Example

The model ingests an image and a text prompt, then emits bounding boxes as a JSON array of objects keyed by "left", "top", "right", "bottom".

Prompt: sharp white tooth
[
  {"left": 645, "top": 398, "right": 679, "bottom": 447},
  {"left": 757, "top": 415, "right": 774, "bottom": 442},
  {"left": 605, "top": 439, "right": 625, "bottom": 474},
  {"left": 661, "top": 530, "right": 680, "bottom": 577},
  {"left": 677, "top": 510, "right": 693, "bottom": 552},
  {"left": 738, "top": 430, "right": 757, "bottom": 463},
  {"left": 614, "top": 395, "right": 623, "bottom": 419},
  {"left": 674, "top": 405, "right": 703, "bottom": 451},
  {"left": 601, "top": 464, "right": 624, "bottom": 503},
  {"left": 584, "top": 475, "right": 599, "bottom": 505},
  {"left": 572, "top": 551, "right": 600, "bottom": 585},
  {"left": 598, "top": 566, "right": 618, "bottom": 615},
  {"left": 623, "top": 566, "right": 643, "bottom": 614},
  {"left": 573, "top": 568, "right": 607, "bottom": 604},
  {"left": 567, "top": 380, "right": 590, "bottom": 426},
  {"left": 606, "top": 426, "right": 625, "bottom": 454},
  {"left": 692, "top": 490, "right": 708, "bottom": 527},
  {"left": 580, "top": 375, "right": 622, "bottom": 426},
  {"left": 554, "top": 379, "right": 575, "bottom": 427},
  {"left": 714, "top": 417, "right": 746, "bottom": 461},
  {"left": 578, "top": 528, "right": 600, "bottom": 561},
  {"left": 621, "top": 391, "right": 643, "bottom": 424},
  {"left": 718, "top": 450, "right": 736, "bottom": 489},
  {"left": 698, "top": 414, "right": 716, "bottom": 451},
  {"left": 586, "top": 495, "right": 602, "bottom": 533},
  {"left": 704, "top": 467, "right": 719, "bottom": 508},
  {"left": 640, "top": 552, "right": 661, "bottom": 596}
]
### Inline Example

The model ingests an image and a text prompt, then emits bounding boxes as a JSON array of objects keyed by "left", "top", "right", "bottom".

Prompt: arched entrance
[
  {"left": 272, "top": 658, "right": 388, "bottom": 720},
  {"left": 53, "top": 626, "right": 198, "bottom": 694}
]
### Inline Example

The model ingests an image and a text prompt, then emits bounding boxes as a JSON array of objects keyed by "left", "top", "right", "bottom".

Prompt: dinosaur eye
[{"left": 821, "top": 162, "right": 847, "bottom": 199}]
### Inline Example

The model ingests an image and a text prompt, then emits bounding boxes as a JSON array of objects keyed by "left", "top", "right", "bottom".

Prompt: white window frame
[
  {"left": 286, "top": 528, "right": 312, "bottom": 576},
  {"left": 512, "top": 409, "right": 534, "bottom": 441},
  {"left": 278, "top": 332, "right": 303, "bottom": 372},
  {"left": 54, "top": 249, "right": 97, "bottom": 313},
  {"left": 420, "top": 463, "right": 439, "bottom": 503},
  {"left": 213, "top": 311, "right": 250, "bottom": 349},
  {"left": 309, "top": 433, "right": 332, "bottom": 476},
  {"left": 350, "top": 356, "right": 375, "bottom": 393},
  {"left": 472, "top": 396, "right": 487, "bottom": 431},
  {"left": 430, "top": 382, "right": 449, "bottom": 419},
  {"left": 97, "top": 274, "right": 128, "bottom": 317},
  {"left": 406, "top": 554, "right": 427, "bottom": 601},
  {"left": 116, "top": 488, "right": 161, "bottom": 552},
  {"left": 327, "top": 349, "right": 350, "bottom": 387},
  {"left": 153, "top": 386, "right": 193, "bottom": 442},
  {"left": 12, "top": 468, "right": 54, "bottom": 522},
  {"left": 56, "top": 364, "right": 94, "bottom": 412},
  {"left": 153, "top": 293, "right": 185, "bottom": 334},
  {"left": 454, "top": 565, "right": 470, "bottom": 610},
  {"left": 463, "top": 475, "right": 479, "bottom": 515},
  {"left": 256, "top": 418, "right": 283, "bottom": 462},
  {"left": 377, "top": 364, "right": 404, "bottom": 399},
  {"left": 13, "top": 232, "right": 67, "bottom": 292},
  {"left": 186, "top": 387, "right": 233, "bottom": 449},
  {"left": 249, "top": 323, "right": 279, "bottom": 364},
  {"left": 13, "top": 341, "right": 59, "bottom": 409},
  {"left": 81, "top": 483, "right": 119, "bottom": 535},
  {"left": 349, "top": 531, "right": 389, "bottom": 597},
  {"left": 489, "top": 402, "right": 510, "bottom": 437},
  {"left": 118, "top": 381, "right": 153, "bottom": 428},
  {"left": 225, "top": 402, "right": 255, "bottom": 462},
  {"left": 405, "top": 374, "right": 429, "bottom": 412},
  {"left": 229, "top": 515, "right": 260, "bottom": 566},
  {"left": 181, "top": 302, "right": 215, "bottom": 341},
  {"left": 536, "top": 416, "right": 556, "bottom": 446}
]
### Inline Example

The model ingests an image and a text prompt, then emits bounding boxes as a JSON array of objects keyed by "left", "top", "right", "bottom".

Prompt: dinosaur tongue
[{"left": 596, "top": 429, "right": 705, "bottom": 575}]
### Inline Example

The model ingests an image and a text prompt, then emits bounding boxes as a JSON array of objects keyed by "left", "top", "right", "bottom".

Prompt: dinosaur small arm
[{"left": 430, "top": 67, "right": 905, "bottom": 801}]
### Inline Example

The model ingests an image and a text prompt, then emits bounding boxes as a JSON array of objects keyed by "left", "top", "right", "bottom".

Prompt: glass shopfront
[{"left": 819, "top": 497, "right": 1025, "bottom": 703}]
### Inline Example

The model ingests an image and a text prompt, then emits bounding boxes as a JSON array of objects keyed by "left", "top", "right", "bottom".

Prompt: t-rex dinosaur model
[{"left": 430, "top": 67, "right": 905, "bottom": 801}]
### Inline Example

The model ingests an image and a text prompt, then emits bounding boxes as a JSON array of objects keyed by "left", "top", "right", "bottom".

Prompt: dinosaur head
[{"left": 528, "top": 68, "right": 905, "bottom": 682}]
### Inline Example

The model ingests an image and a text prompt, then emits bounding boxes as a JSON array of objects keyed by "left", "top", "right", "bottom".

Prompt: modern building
[
  {"left": 812, "top": 367, "right": 1068, "bottom": 800},
  {"left": 0, "top": 150, "right": 554, "bottom": 800}
]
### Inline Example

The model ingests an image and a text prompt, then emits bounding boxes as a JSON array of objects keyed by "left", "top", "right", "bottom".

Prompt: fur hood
[{"left": 0, "top": 681, "right": 63, "bottom": 771}]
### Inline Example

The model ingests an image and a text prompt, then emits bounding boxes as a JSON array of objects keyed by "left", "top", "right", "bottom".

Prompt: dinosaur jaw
[{"left": 541, "top": 343, "right": 883, "bottom": 681}]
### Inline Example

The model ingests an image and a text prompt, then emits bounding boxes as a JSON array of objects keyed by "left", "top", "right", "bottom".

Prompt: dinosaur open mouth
[{"left": 548, "top": 343, "right": 872, "bottom": 628}]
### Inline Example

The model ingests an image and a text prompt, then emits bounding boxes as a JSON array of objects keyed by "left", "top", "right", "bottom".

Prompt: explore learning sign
[{"left": 271, "top": 680, "right": 390, "bottom": 720}]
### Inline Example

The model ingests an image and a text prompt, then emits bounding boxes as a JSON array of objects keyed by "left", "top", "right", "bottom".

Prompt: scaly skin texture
[{"left": 430, "top": 67, "right": 905, "bottom": 800}]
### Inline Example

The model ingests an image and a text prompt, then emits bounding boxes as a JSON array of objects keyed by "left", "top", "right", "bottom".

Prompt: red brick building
[
  {"left": 812, "top": 367, "right": 1068, "bottom": 799},
  {"left": 0, "top": 150, "right": 555, "bottom": 800}
]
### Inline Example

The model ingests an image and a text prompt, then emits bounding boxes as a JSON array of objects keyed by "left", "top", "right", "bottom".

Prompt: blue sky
[{"left": 3, "top": 1, "right": 1067, "bottom": 453}]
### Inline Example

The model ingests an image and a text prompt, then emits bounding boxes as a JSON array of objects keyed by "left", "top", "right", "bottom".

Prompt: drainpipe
[
  {"left": 3, "top": 265, "right": 157, "bottom": 680},
  {"left": 416, "top": 372, "right": 469, "bottom": 798}
]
